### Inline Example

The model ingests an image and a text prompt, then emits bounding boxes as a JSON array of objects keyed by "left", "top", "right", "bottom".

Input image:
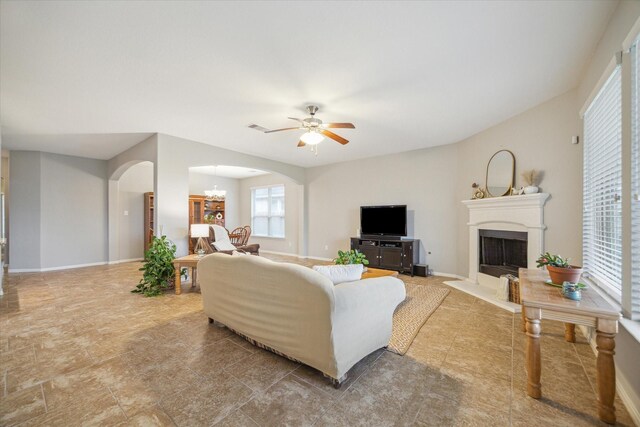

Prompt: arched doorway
[{"left": 108, "top": 160, "right": 154, "bottom": 263}]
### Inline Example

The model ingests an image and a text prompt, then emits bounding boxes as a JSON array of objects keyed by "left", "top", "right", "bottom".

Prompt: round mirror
[{"left": 485, "top": 150, "right": 515, "bottom": 197}]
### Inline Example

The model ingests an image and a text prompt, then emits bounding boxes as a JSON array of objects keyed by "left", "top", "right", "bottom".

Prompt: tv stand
[{"left": 350, "top": 237, "right": 419, "bottom": 275}]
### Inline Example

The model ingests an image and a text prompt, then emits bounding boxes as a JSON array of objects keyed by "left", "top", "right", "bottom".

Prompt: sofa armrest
[{"left": 330, "top": 277, "right": 406, "bottom": 378}]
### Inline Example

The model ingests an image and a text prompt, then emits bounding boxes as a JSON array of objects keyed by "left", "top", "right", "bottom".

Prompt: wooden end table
[
  {"left": 519, "top": 268, "right": 621, "bottom": 424},
  {"left": 361, "top": 267, "right": 399, "bottom": 280},
  {"left": 173, "top": 254, "right": 205, "bottom": 295}
]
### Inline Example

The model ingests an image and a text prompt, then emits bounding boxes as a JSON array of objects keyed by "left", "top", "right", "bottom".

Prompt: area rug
[{"left": 387, "top": 283, "right": 450, "bottom": 355}]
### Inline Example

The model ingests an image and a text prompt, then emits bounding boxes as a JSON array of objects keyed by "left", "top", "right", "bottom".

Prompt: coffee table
[
  {"left": 173, "top": 254, "right": 206, "bottom": 295},
  {"left": 361, "top": 267, "right": 399, "bottom": 280}
]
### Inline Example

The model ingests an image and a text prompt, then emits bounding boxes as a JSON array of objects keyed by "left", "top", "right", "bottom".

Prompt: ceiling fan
[{"left": 248, "top": 105, "right": 355, "bottom": 152}]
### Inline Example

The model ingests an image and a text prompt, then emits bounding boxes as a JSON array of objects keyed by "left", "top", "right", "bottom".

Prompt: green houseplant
[
  {"left": 132, "top": 235, "right": 177, "bottom": 296},
  {"left": 334, "top": 249, "right": 370, "bottom": 267},
  {"left": 536, "top": 252, "right": 583, "bottom": 284}
]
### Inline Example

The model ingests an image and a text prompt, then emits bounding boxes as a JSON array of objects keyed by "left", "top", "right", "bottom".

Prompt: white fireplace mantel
[{"left": 463, "top": 193, "right": 550, "bottom": 284}]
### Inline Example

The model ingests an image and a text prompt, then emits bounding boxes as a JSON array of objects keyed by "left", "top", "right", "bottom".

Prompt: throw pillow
[
  {"left": 213, "top": 240, "right": 237, "bottom": 252},
  {"left": 312, "top": 264, "right": 364, "bottom": 285}
]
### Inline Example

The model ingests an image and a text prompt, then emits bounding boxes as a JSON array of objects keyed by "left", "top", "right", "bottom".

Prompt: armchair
[{"left": 191, "top": 224, "right": 259, "bottom": 255}]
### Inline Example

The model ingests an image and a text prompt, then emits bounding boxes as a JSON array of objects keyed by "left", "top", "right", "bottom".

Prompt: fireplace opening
[{"left": 478, "top": 229, "right": 528, "bottom": 278}]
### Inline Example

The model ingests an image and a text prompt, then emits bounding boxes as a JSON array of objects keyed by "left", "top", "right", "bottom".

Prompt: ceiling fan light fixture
[{"left": 300, "top": 130, "right": 324, "bottom": 145}]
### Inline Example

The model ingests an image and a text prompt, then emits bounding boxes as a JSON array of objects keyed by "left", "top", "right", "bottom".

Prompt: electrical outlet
[
  {"left": 324, "top": 245, "right": 329, "bottom": 251},
  {"left": 288, "top": 241, "right": 292, "bottom": 247},
  {"left": 124, "top": 210, "right": 129, "bottom": 216}
]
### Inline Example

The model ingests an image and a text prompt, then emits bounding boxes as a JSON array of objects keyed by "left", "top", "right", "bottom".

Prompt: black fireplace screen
[{"left": 478, "top": 229, "right": 527, "bottom": 278}]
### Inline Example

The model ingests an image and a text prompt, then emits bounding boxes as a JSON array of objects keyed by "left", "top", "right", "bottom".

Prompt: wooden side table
[
  {"left": 519, "top": 268, "right": 621, "bottom": 424},
  {"left": 173, "top": 254, "right": 204, "bottom": 295}
]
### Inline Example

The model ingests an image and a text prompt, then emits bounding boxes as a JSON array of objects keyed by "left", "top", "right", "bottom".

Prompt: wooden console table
[{"left": 519, "top": 268, "right": 621, "bottom": 424}]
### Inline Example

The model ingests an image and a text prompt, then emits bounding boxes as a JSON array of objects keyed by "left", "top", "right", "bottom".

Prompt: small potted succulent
[
  {"left": 536, "top": 252, "right": 583, "bottom": 285},
  {"left": 562, "top": 282, "right": 584, "bottom": 301}
]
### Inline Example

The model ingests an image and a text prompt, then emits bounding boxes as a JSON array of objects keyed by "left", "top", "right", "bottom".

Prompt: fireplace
[
  {"left": 478, "top": 229, "right": 527, "bottom": 278},
  {"left": 444, "top": 194, "right": 549, "bottom": 312},
  {"left": 462, "top": 193, "right": 549, "bottom": 286}
]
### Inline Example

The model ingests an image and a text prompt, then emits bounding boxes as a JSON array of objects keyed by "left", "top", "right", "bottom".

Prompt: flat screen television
[{"left": 360, "top": 205, "right": 407, "bottom": 237}]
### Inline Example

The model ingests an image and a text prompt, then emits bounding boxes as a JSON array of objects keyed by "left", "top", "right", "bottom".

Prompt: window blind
[
  {"left": 631, "top": 39, "right": 640, "bottom": 319},
  {"left": 583, "top": 66, "right": 623, "bottom": 300}
]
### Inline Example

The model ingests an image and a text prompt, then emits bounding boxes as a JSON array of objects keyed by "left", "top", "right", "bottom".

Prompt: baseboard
[
  {"left": 433, "top": 271, "right": 466, "bottom": 280},
  {"left": 8, "top": 261, "right": 108, "bottom": 273},
  {"left": 108, "top": 258, "right": 144, "bottom": 265},
  {"left": 302, "top": 255, "right": 334, "bottom": 262},
  {"left": 578, "top": 325, "right": 640, "bottom": 426},
  {"left": 259, "top": 249, "right": 303, "bottom": 258},
  {"left": 260, "top": 250, "right": 333, "bottom": 262},
  {"left": 258, "top": 255, "right": 467, "bottom": 275},
  {"left": 617, "top": 365, "right": 640, "bottom": 426}
]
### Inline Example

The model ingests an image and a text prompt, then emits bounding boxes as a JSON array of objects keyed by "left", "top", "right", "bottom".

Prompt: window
[
  {"left": 251, "top": 185, "right": 285, "bottom": 238},
  {"left": 583, "top": 66, "right": 623, "bottom": 301},
  {"left": 631, "top": 37, "right": 640, "bottom": 319}
]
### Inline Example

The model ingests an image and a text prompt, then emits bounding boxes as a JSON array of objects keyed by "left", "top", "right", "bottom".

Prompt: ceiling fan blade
[
  {"left": 321, "top": 129, "right": 349, "bottom": 145},
  {"left": 288, "top": 117, "right": 304, "bottom": 123},
  {"left": 323, "top": 123, "right": 355, "bottom": 129},
  {"left": 297, "top": 140, "right": 306, "bottom": 147},
  {"left": 265, "top": 127, "right": 302, "bottom": 133},
  {"left": 248, "top": 124, "right": 271, "bottom": 133}
]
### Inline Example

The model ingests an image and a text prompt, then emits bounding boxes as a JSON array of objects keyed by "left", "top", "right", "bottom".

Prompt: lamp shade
[
  {"left": 190, "top": 223, "right": 210, "bottom": 238},
  {"left": 300, "top": 131, "right": 324, "bottom": 145}
]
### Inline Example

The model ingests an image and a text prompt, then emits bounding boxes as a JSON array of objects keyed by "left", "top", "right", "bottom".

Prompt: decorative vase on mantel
[{"left": 523, "top": 185, "right": 539, "bottom": 194}]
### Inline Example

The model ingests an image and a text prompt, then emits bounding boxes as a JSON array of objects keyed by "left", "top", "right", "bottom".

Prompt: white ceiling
[
  {"left": 189, "top": 165, "right": 268, "bottom": 180},
  {"left": 0, "top": 1, "right": 616, "bottom": 167}
]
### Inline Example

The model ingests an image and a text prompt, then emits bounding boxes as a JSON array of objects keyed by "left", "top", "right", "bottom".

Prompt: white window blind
[
  {"left": 631, "top": 38, "right": 640, "bottom": 319},
  {"left": 251, "top": 185, "right": 285, "bottom": 238},
  {"left": 583, "top": 66, "right": 623, "bottom": 301}
]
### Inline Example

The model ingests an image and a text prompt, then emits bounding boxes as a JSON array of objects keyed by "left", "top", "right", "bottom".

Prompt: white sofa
[{"left": 198, "top": 253, "right": 406, "bottom": 384}]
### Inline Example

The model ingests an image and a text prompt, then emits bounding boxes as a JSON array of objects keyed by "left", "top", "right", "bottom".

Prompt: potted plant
[
  {"left": 132, "top": 235, "right": 177, "bottom": 296},
  {"left": 521, "top": 169, "right": 542, "bottom": 194},
  {"left": 536, "top": 252, "right": 583, "bottom": 285},
  {"left": 334, "top": 249, "right": 370, "bottom": 270}
]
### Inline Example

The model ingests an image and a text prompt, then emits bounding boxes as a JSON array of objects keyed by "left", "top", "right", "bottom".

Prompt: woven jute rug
[{"left": 387, "top": 283, "right": 450, "bottom": 355}]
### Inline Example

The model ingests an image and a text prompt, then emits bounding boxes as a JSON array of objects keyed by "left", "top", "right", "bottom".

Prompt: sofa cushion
[
  {"left": 312, "top": 264, "right": 364, "bottom": 285},
  {"left": 213, "top": 240, "right": 237, "bottom": 251}
]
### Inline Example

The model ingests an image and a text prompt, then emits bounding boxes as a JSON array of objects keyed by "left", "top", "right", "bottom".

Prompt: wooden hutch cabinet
[
  {"left": 143, "top": 192, "right": 226, "bottom": 254},
  {"left": 143, "top": 192, "right": 154, "bottom": 253}
]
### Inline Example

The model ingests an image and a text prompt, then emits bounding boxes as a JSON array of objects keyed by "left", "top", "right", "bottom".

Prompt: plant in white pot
[
  {"left": 536, "top": 252, "right": 583, "bottom": 285},
  {"left": 521, "top": 169, "right": 542, "bottom": 194}
]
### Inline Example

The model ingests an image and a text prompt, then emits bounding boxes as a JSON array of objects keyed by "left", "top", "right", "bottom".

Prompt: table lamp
[{"left": 190, "top": 224, "right": 210, "bottom": 257}]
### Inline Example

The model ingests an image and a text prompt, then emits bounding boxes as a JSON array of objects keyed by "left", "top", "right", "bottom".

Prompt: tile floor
[{"left": 0, "top": 254, "right": 635, "bottom": 426}]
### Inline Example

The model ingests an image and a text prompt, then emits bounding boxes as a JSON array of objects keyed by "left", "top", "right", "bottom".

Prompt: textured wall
[
  {"left": 8, "top": 152, "right": 42, "bottom": 270},
  {"left": 306, "top": 144, "right": 459, "bottom": 269},
  {"left": 117, "top": 161, "right": 153, "bottom": 261},
  {"left": 39, "top": 152, "right": 108, "bottom": 269}
]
